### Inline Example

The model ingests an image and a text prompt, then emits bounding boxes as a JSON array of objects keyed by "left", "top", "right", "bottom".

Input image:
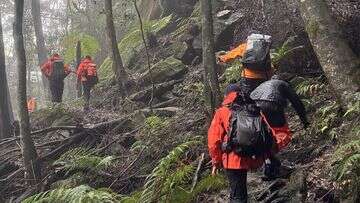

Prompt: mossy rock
[
  {"left": 31, "top": 106, "right": 82, "bottom": 129},
  {"left": 172, "top": 42, "right": 188, "bottom": 60},
  {"left": 118, "top": 15, "right": 173, "bottom": 67},
  {"left": 140, "top": 56, "right": 187, "bottom": 86},
  {"left": 98, "top": 15, "right": 173, "bottom": 80}
]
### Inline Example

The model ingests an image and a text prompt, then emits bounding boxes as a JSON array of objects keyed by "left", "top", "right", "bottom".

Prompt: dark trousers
[
  {"left": 226, "top": 169, "right": 248, "bottom": 203},
  {"left": 49, "top": 79, "right": 64, "bottom": 103},
  {"left": 83, "top": 82, "right": 93, "bottom": 110}
]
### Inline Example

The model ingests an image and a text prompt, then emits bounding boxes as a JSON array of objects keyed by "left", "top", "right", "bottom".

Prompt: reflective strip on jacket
[{"left": 219, "top": 43, "right": 273, "bottom": 79}]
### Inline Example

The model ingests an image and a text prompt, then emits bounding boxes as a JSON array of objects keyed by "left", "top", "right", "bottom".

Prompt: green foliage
[
  {"left": 118, "top": 15, "right": 172, "bottom": 67},
  {"left": 344, "top": 100, "right": 360, "bottom": 118},
  {"left": 124, "top": 136, "right": 226, "bottom": 203},
  {"left": 62, "top": 33, "right": 100, "bottom": 63},
  {"left": 98, "top": 57, "right": 113, "bottom": 82},
  {"left": 54, "top": 147, "right": 115, "bottom": 175},
  {"left": 332, "top": 140, "right": 360, "bottom": 198},
  {"left": 172, "top": 2, "right": 201, "bottom": 38},
  {"left": 223, "top": 60, "right": 242, "bottom": 84},
  {"left": 98, "top": 15, "right": 172, "bottom": 79},
  {"left": 311, "top": 101, "right": 340, "bottom": 137},
  {"left": 144, "top": 115, "right": 169, "bottom": 133},
  {"left": 271, "top": 36, "right": 304, "bottom": 68},
  {"left": 139, "top": 138, "right": 201, "bottom": 203},
  {"left": 23, "top": 185, "right": 122, "bottom": 203},
  {"left": 294, "top": 77, "right": 326, "bottom": 97}
]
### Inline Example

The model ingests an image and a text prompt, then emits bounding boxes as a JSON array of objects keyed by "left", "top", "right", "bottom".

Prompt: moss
[
  {"left": 141, "top": 56, "right": 186, "bottom": 85},
  {"left": 98, "top": 57, "right": 113, "bottom": 81},
  {"left": 98, "top": 16, "right": 173, "bottom": 80},
  {"left": 62, "top": 33, "right": 100, "bottom": 64},
  {"left": 31, "top": 105, "right": 82, "bottom": 128},
  {"left": 171, "top": 2, "right": 201, "bottom": 39},
  {"left": 118, "top": 15, "right": 173, "bottom": 67},
  {"left": 307, "top": 20, "right": 319, "bottom": 39}
]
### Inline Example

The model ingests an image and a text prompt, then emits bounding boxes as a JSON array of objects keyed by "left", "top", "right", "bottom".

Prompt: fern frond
[
  {"left": 139, "top": 138, "right": 201, "bottom": 203},
  {"left": 53, "top": 147, "right": 116, "bottom": 174},
  {"left": 332, "top": 139, "right": 360, "bottom": 196},
  {"left": 23, "top": 185, "right": 122, "bottom": 203}
]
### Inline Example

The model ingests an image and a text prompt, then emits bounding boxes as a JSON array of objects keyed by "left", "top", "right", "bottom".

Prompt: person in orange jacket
[
  {"left": 77, "top": 55, "right": 98, "bottom": 111},
  {"left": 41, "top": 53, "right": 71, "bottom": 103},
  {"left": 208, "top": 84, "right": 268, "bottom": 203},
  {"left": 27, "top": 97, "right": 36, "bottom": 113},
  {"left": 217, "top": 32, "right": 274, "bottom": 96}
]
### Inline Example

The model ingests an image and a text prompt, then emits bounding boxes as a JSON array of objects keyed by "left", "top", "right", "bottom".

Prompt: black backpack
[
  {"left": 242, "top": 34, "right": 272, "bottom": 71},
  {"left": 224, "top": 103, "right": 274, "bottom": 157},
  {"left": 50, "top": 60, "right": 66, "bottom": 81}
]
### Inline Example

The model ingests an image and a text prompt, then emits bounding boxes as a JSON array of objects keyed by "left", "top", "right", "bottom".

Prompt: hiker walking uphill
[
  {"left": 208, "top": 84, "right": 274, "bottom": 203},
  {"left": 77, "top": 55, "right": 98, "bottom": 111},
  {"left": 41, "top": 53, "right": 71, "bottom": 103},
  {"left": 250, "top": 74, "right": 309, "bottom": 178},
  {"left": 250, "top": 74, "right": 309, "bottom": 130},
  {"left": 217, "top": 32, "right": 273, "bottom": 94},
  {"left": 27, "top": 97, "right": 37, "bottom": 113}
]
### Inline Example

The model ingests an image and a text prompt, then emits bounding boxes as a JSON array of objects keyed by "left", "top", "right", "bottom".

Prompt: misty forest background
[{"left": 0, "top": 0, "right": 359, "bottom": 202}]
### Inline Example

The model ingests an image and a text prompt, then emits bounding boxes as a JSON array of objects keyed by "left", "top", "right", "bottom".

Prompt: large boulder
[
  {"left": 130, "top": 79, "right": 183, "bottom": 102},
  {"left": 139, "top": 56, "right": 187, "bottom": 86}
]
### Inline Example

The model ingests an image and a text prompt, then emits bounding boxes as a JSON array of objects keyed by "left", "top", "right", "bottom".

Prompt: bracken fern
[{"left": 23, "top": 185, "right": 122, "bottom": 203}]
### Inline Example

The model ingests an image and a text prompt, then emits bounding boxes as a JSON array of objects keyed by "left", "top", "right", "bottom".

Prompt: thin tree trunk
[
  {"left": 105, "top": 0, "right": 128, "bottom": 95},
  {"left": 0, "top": 12, "right": 13, "bottom": 139},
  {"left": 76, "top": 41, "right": 82, "bottom": 98},
  {"left": 31, "top": 0, "right": 50, "bottom": 101},
  {"left": 134, "top": 0, "right": 154, "bottom": 113},
  {"left": 201, "top": 0, "right": 221, "bottom": 115},
  {"left": 13, "top": 0, "right": 41, "bottom": 185},
  {"left": 299, "top": 0, "right": 360, "bottom": 105}
]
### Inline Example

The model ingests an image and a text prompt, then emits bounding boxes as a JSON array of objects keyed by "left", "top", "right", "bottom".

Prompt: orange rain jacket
[
  {"left": 27, "top": 98, "right": 36, "bottom": 113},
  {"left": 76, "top": 58, "right": 97, "bottom": 82},
  {"left": 219, "top": 43, "right": 273, "bottom": 79},
  {"left": 41, "top": 55, "right": 70, "bottom": 78},
  {"left": 208, "top": 92, "right": 266, "bottom": 170},
  {"left": 207, "top": 92, "right": 292, "bottom": 169}
]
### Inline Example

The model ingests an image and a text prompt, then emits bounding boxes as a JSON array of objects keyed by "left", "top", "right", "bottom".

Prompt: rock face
[
  {"left": 325, "top": 0, "right": 360, "bottom": 56},
  {"left": 139, "top": 56, "right": 187, "bottom": 86}
]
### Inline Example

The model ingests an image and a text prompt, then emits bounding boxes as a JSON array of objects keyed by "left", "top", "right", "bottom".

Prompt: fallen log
[{"left": 30, "top": 125, "right": 83, "bottom": 136}]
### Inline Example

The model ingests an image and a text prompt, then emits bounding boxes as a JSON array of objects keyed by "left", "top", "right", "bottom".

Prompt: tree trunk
[
  {"left": 31, "top": 0, "right": 50, "bottom": 101},
  {"left": 13, "top": 0, "right": 41, "bottom": 185},
  {"left": 105, "top": 0, "right": 129, "bottom": 95},
  {"left": 76, "top": 41, "right": 82, "bottom": 98},
  {"left": 299, "top": 0, "right": 360, "bottom": 105},
  {"left": 0, "top": 12, "right": 13, "bottom": 139},
  {"left": 201, "top": 0, "right": 221, "bottom": 115}
]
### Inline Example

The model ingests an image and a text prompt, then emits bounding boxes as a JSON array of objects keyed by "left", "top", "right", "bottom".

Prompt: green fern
[
  {"left": 144, "top": 116, "right": 169, "bottom": 134},
  {"left": 224, "top": 61, "right": 243, "bottom": 84},
  {"left": 54, "top": 148, "right": 115, "bottom": 175},
  {"left": 295, "top": 77, "right": 326, "bottom": 97},
  {"left": 271, "top": 36, "right": 304, "bottom": 67},
  {"left": 333, "top": 140, "right": 360, "bottom": 196},
  {"left": 23, "top": 185, "right": 122, "bottom": 203},
  {"left": 139, "top": 138, "right": 201, "bottom": 203}
]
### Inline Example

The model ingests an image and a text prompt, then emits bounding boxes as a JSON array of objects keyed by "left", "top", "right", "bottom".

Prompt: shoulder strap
[{"left": 260, "top": 111, "right": 271, "bottom": 129}]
